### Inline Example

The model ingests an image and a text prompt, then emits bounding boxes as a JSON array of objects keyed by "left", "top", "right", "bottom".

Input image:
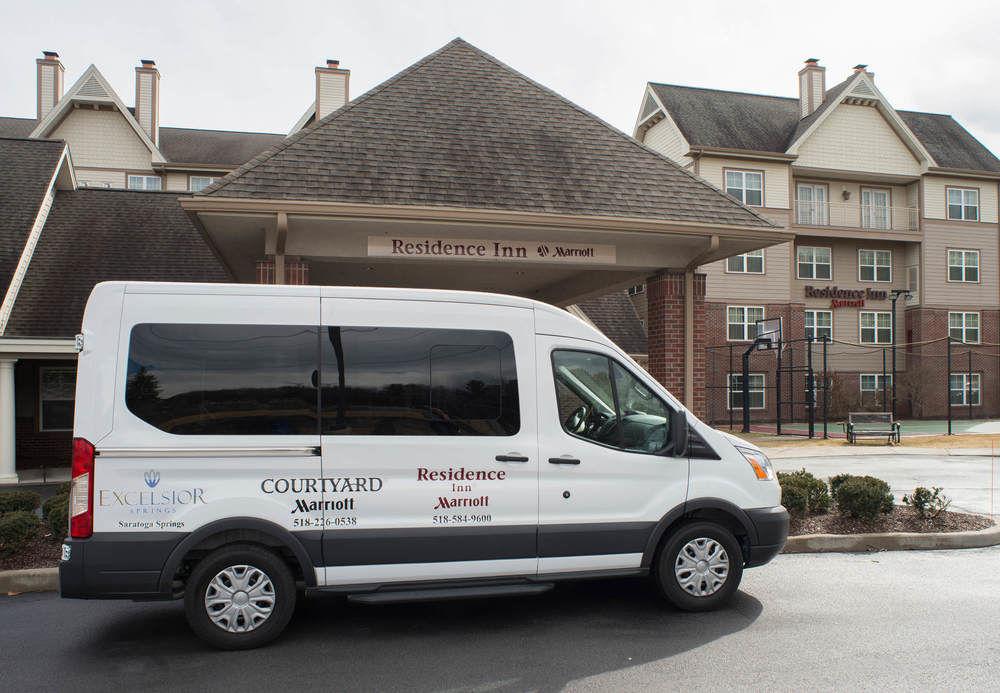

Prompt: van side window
[
  {"left": 552, "top": 350, "right": 671, "bottom": 454},
  {"left": 321, "top": 327, "right": 519, "bottom": 436},
  {"left": 125, "top": 324, "right": 319, "bottom": 435}
]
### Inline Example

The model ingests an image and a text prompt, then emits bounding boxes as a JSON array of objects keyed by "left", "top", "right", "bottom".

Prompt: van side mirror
[{"left": 670, "top": 410, "right": 688, "bottom": 457}]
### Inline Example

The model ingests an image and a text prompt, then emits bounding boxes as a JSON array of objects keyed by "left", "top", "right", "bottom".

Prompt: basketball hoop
[{"left": 754, "top": 318, "right": 782, "bottom": 351}]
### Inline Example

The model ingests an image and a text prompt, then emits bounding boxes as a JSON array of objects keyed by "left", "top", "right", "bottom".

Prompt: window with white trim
[
  {"left": 949, "top": 312, "right": 980, "bottom": 344},
  {"left": 860, "top": 373, "right": 892, "bottom": 394},
  {"left": 948, "top": 249, "right": 979, "bottom": 282},
  {"left": 726, "top": 249, "right": 764, "bottom": 274},
  {"left": 859, "top": 249, "right": 891, "bottom": 282},
  {"left": 189, "top": 175, "right": 219, "bottom": 192},
  {"left": 796, "top": 183, "right": 829, "bottom": 225},
  {"left": 804, "top": 310, "right": 832, "bottom": 341},
  {"left": 950, "top": 372, "right": 981, "bottom": 406},
  {"left": 797, "top": 246, "right": 832, "bottom": 280},
  {"left": 127, "top": 174, "right": 162, "bottom": 191},
  {"left": 728, "top": 373, "right": 765, "bottom": 410},
  {"left": 39, "top": 366, "right": 76, "bottom": 431},
  {"left": 725, "top": 170, "right": 763, "bottom": 207},
  {"left": 947, "top": 188, "right": 979, "bottom": 221},
  {"left": 727, "top": 306, "right": 764, "bottom": 341},
  {"left": 861, "top": 188, "right": 890, "bottom": 229},
  {"left": 860, "top": 311, "right": 892, "bottom": 344}
]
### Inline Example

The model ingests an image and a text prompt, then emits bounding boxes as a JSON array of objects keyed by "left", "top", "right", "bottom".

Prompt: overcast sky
[{"left": 3, "top": 0, "right": 999, "bottom": 154}]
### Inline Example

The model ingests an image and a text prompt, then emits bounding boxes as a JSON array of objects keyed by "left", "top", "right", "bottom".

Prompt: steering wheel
[{"left": 564, "top": 405, "right": 589, "bottom": 433}]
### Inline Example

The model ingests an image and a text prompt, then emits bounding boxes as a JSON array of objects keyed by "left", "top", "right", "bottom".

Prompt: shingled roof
[
  {"left": 576, "top": 291, "right": 647, "bottom": 354},
  {"left": 158, "top": 127, "right": 285, "bottom": 167},
  {"left": 0, "top": 137, "right": 66, "bottom": 294},
  {"left": 5, "top": 189, "right": 231, "bottom": 337},
  {"left": 202, "top": 39, "right": 773, "bottom": 229},
  {"left": 649, "top": 82, "right": 1000, "bottom": 172}
]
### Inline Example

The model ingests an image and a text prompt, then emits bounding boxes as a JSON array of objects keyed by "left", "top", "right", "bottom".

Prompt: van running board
[{"left": 347, "top": 583, "right": 554, "bottom": 605}]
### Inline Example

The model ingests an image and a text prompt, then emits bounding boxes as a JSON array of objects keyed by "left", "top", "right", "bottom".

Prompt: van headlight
[{"left": 737, "top": 447, "right": 774, "bottom": 480}]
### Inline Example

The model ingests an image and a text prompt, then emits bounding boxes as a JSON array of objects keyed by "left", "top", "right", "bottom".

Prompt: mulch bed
[
  {"left": 0, "top": 527, "right": 63, "bottom": 572},
  {"left": 790, "top": 506, "right": 995, "bottom": 536}
]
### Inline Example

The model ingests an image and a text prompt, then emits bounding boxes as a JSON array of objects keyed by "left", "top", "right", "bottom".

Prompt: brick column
[{"left": 646, "top": 270, "right": 707, "bottom": 418}]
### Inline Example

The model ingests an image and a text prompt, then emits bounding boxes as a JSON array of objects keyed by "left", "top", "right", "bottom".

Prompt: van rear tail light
[{"left": 70, "top": 437, "right": 95, "bottom": 539}]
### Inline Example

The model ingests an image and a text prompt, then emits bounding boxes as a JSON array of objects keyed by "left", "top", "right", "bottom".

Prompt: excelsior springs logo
[
  {"left": 144, "top": 470, "right": 160, "bottom": 488},
  {"left": 99, "top": 470, "right": 205, "bottom": 516}
]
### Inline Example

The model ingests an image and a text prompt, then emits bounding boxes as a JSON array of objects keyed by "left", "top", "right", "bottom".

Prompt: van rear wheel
[
  {"left": 184, "top": 544, "right": 296, "bottom": 650},
  {"left": 655, "top": 522, "right": 743, "bottom": 611}
]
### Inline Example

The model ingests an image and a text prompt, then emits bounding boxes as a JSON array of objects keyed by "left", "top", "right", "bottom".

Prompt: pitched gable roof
[
  {"left": 202, "top": 39, "right": 773, "bottom": 229},
  {"left": 0, "top": 117, "right": 35, "bottom": 139},
  {"left": 898, "top": 110, "right": 1000, "bottom": 172},
  {"left": 157, "top": 127, "right": 285, "bottom": 167},
  {"left": 576, "top": 291, "right": 647, "bottom": 354}
]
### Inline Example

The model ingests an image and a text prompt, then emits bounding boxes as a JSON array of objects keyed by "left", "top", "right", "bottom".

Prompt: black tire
[
  {"left": 184, "top": 543, "right": 297, "bottom": 650},
  {"left": 655, "top": 521, "right": 744, "bottom": 612}
]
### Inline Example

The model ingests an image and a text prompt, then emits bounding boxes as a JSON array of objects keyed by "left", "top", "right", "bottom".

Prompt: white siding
[
  {"left": 923, "top": 176, "right": 999, "bottom": 223},
  {"left": 51, "top": 108, "right": 153, "bottom": 171},
  {"left": 317, "top": 72, "right": 348, "bottom": 119},
  {"left": 698, "top": 157, "right": 791, "bottom": 209},
  {"left": 642, "top": 116, "right": 691, "bottom": 167},
  {"left": 795, "top": 104, "right": 922, "bottom": 177}
]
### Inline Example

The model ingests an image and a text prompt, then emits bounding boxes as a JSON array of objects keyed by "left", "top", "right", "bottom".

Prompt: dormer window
[{"left": 724, "top": 170, "right": 763, "bottom": 207}]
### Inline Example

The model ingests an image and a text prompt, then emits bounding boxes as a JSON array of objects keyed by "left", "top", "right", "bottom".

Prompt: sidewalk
[{"left": 762, "top": 445, "right": 999, "bottom": 459}]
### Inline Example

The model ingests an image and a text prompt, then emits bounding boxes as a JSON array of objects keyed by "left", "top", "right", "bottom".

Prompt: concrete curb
[
  {"left": 783, "top": 523, "right": 1000, "bottom": 554},
  {"left": 0, "top": 567, "right": 58, "bottom": 594}
]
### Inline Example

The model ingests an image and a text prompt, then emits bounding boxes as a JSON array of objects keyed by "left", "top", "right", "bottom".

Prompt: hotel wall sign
[
  {"left": 367, "top": 236, "right": 616, "bottom": 265},
  {"left": 805, "top": 285, "right": 888, "bottom": 309}
]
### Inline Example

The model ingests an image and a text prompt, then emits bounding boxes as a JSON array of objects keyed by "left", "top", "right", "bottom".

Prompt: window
[
  {"left": 552, "top": 350, "right": 672, "bottom": 453},
  {"left": 728, "top": 373, "right": 765, "bottom": 410},
  {"left": 796, "top": 183, "right": 828, "bottom": 225},
  {"left": 322, "top": 327, "right": 518, "bottom": 436},
  {"left": 861, "top": 188, "right": 890, "bottom": 229},
  {"left": 947, "top": 188, "right": 979, "bottom": 221},
  {"left": 860, "top": 311, "right": 893, "bottom": 344},
  {"left": 39, "top": 366, "right": 76, "bottom": 431},
  {"left": 949, "top": 312, "right": 980, "bottom": 344},
  {"left": 726, "top": 249, "right": 764, "bottom": 274},
  {"left": 189, "top": 175, "right": 219, "bottom": 192},
  {"left": 860, "top": 374, "right": 892, "bottom": 406},
  {"left": 859, "top": 249, "right": 892, "bottom": 282},
  {"left": 948, "top": 249, "right": 980, "bottom": 282},
  {"left": 797, "top": 246, "right": 832, "bottom": 280},
  {"left": 727, "top": 306, "right": 764, "bottom": 341},
  {"left": 127, "top": 175, "right": 162, "bottom": 191},
  {"left": 804, "top": 310, "right": 832, "bottom": 341},
  {"left": 627, "top": 284, "right": 645, "bottom": 296},
  {"left": 725, "top": 170, "right": 763, "bottom": 207},
  {"left": 950, "top": 373, "right": 981, "bottom": 406}
]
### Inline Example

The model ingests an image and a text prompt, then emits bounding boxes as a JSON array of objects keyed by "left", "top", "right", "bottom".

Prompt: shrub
[
  {"left": 0, "top": 511, "right": 41, "bottom": 556},
  {"left": 777, "top": 469, "right": 830, "bottom": 515},
  {"left": 0, "top": 490, "right": 41, "bottom": 515},
  {"left": 829, "top": 474, "right": 853, "bottom": 495},
  {"left": 834, "top": 475, "right": 894, "bottom": 520},
  {"left": 56, "top": 481, "right": 72, "bottom": 497},
  {"left": 903, "top": 486, "right": 951, "bottom": 519},
  {"left": 45, "top": 494, "right": 69, "bottom": 539}
]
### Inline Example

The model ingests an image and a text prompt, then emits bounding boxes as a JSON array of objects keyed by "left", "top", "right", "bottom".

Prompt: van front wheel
[
  {"left": 184, "top": 544, "right": 297, "bottom": 650},
  {"left": 655, "top": 522, "right": 743, "bottom": 611}
]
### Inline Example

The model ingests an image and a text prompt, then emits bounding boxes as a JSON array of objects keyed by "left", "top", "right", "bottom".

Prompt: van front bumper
[
  {"left": 744, "top": 505, "right": 789, "bottom": 567},
  {"left": 60, "top": 533, "right": 185, "bottom": 600}
]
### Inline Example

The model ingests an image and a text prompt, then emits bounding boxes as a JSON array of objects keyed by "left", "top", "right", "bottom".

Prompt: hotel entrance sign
[{"left": 368, "top": 236, "right": 616, "bottom": 264}]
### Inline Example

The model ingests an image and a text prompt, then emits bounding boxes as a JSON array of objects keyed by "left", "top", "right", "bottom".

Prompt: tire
[
  {"left": 655, "top": 521, "right": 744, "bottom": 612},
  {"left": 183, "top": 543, "right": 297, "bottom": 650}
]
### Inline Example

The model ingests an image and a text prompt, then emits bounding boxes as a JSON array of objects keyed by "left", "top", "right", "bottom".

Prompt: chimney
[
  {"left": 315, "top": 58, "right": 350, "bottom": 120},
  {"left": 134, "top": 58, "right": 160, "bottom": 145},
  {"left": 797, "top": 57, "right": 826, "bottom": 118},
  {"left": 36, "top": 51, "right": 65, "bottom": 119}
]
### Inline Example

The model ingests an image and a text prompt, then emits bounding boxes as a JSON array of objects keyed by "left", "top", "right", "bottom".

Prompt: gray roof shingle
[
  {"left": 0, "top": 117, "right": 35, "bottom": 138},
  {"left": 5, "top": 189, "right": 232, "bottom": 337},
  {"left": 203, "top": 39, "right": 774, "bottom": 228},
  {"left": 0, "top": 137, "right": 65, "bottom": 294},
  {"left": 157, "top": 127, "right": 285, "bottom": 167},
  {"left": 649, "top": 80, "right": 1000, "bottom": 172},
  {"left": 576, "top": 291, "right": 647, "bottom": 354}
]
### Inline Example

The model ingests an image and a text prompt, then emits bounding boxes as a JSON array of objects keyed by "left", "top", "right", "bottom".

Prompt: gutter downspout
[{"left": 683, "top": 235, "right": 720, "bottom": 410}]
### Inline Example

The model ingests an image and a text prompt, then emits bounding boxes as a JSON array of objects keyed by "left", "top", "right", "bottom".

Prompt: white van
[{"left": 60, "top": 282, "right": 787, "bottom": 649}]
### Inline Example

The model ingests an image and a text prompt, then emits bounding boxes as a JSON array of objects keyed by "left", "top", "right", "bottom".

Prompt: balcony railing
[{"left": 794, "top": 200, "right": 919, "bottom": 232}]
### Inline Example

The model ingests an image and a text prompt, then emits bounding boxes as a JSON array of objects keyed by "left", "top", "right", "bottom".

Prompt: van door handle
[
  {"left": 548, "top": 457, "right": 581, "bottom": 465},
  {"left": 495, "top": 454, "right": 529, "bottom": 463}
]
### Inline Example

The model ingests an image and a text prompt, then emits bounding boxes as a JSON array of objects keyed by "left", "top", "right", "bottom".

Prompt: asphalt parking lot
[{"left": 2, "top": 547, "right": 999, "bottom": 692}]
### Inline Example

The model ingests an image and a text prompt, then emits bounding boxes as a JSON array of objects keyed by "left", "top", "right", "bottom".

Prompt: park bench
[{"left": 842, "top": 412, "right": 901, "bottom": 444}]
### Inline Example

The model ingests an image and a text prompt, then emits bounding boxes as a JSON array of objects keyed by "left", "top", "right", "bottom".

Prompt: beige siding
[
  {"left": 921, "top": 219, "right": 999, "bottom": 308},
  {"left": 642, "top": 116, "right": 691, "bottom": 168},
  {"left": 697, "top": 157, "right": 791, "bottom": 209},
  {"left": 136, "top": 71, "right": 154, "bottom": 139},
  {"left": 923, "top": 176, "right": 999, "bottom": 223},
  {"left": 51, "top": 108, "right": 153, "bottom": 171},
  {"left": 75, "top": 167, "right": 126, "bottom": 188},
  {"left": 703, "top": 242, "right": 792, "bottom": 303},
  {"left": 795, "top": 104, "right": 922, "bottom": 177},
  {"left": 317, "top": 72, "right": 348, "bottom": 119},
  {"left": 793, "top": 179, "right": 916, "bottom": 231},
  {"left": 165, "top": 172, "right": 190, "bottom": 191},
  {"left": 39, "top": 66, "right": 56, "bottom": 116}
]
